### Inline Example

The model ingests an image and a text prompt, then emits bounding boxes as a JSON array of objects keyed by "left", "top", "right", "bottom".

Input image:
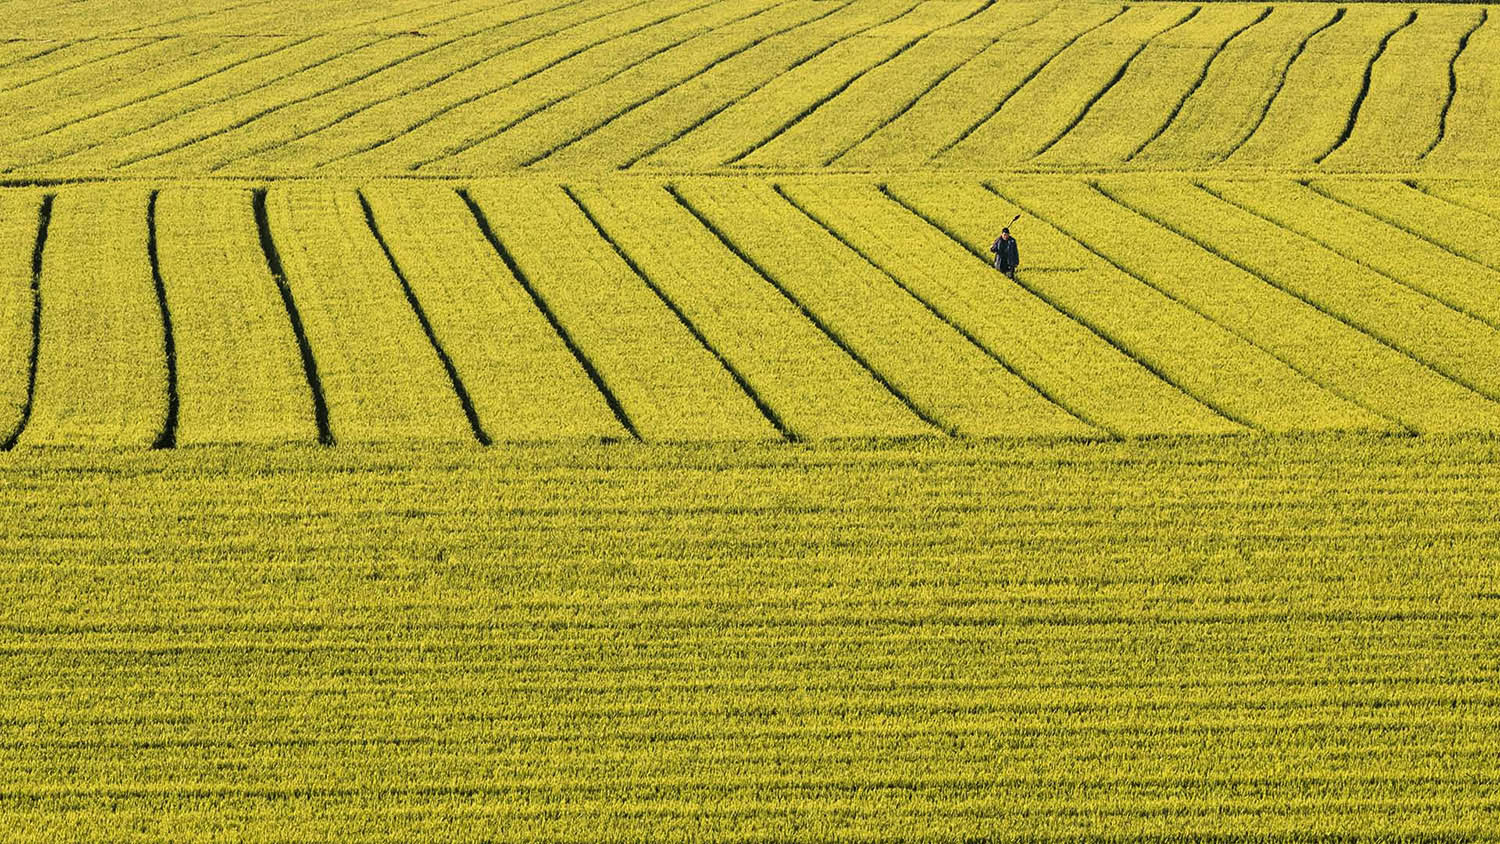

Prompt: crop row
[
  {"left": 0, "top": 434, "right": 1496, "bottom": 840},
  {"left": 0, "top": 1, "right": 1495, "bottom": 175},
  {"left": 4, "top": 176, "right": 1500, "bottom": 447}
]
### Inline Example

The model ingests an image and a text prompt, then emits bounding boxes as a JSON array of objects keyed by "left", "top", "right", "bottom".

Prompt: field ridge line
[
  {"left": 1104, "top": 181, "right": 1500, "bottom": 409},
  {"left": 897, "top": 182, "right": 1252, "bottom": 433},
  {"left": 929, "top": 5, "right": 1127, "bottom": 162},
  {"left": 666, "top": 184, "right": 946, "bottom": 436},
  {"left": 0, "top": 38, "right": 166, "bottom": 98},
  {"left": 564, "top": 185, "right": 792, "bottom": 441},
  {"left": 415, "top": 0, "right": 775, "bottom": 171},
  {"left": 145, "top": 191, "right": 178, "bottom": 449},
  {"left": 1201, "top": 181, "right": 1500, "bottom": 335},
  {"left": 1128, "top": 5, "right": 1273, "bottom": 162},
  {"left": 725, "top": 2, "right": 987, "bottom": 167},
  {"left": 1423, "top": 9, "right": 1488, "bottom": 160},
  {"left": 995, "top": 181, "right": 1406, "bottom": 433},
  {"left": 252, "top": 188, "right": 333, "bottom": 445},
  {"left": 2, "top": 194, "right": 50, "bottom": 450},
  {"left": 358, "top": 190, "right": 489, "bottom": 445},
  {"left": 1314, "top": 9, "right": 1418, "bottom": 165},
  {"left": 1219, "top": 6, "right": 1344, "bottom": 163},
  {"left": 777, "top": 183, "right": 1112, "bottom": 439},
  {"left": 827, "top": 1, "right": 1060, "bottom": 167},
  {"left": 208, "top": 0, "right": 656, "bottom": 172},
  {"left": 457, "top": 187, "right": 638, "bottom": 441},
  {"left": 1032, "top": 5, "right": 1203, "bottom": 160},
  {"left": 524, "top": 1, "right": 850, "bottom": 168},
  {"left": 624, "top": 0, "right": 928, "bottom": 170},
  {"left": 323, "top": 0, "right": 721, "bottom": 168}
]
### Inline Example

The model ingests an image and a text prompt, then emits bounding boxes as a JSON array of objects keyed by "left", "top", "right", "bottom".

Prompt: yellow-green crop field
[{"left": 2, "top": 0, "right": 1499, "bottom": 840}]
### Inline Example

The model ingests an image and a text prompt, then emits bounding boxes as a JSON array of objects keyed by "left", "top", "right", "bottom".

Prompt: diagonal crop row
[
  {"left": 103, "top": 0, "right": 639, "bottom": 172},
  {"left": 799, "top": 179, "right": 1243, "bottom": 438},
  {"left": 570, "top": 180, "right": 928, "bottom": 441},
  {"left": 549, "top": 0, "right": 936, "bottom": 172},
  {"left": 727, "top": 0, "right": 994, "bottom": 168},
  {"left": 671, "top": 178, "right": 1097, "bottom": 440},
  {"left": 464, "top": 181, "right": 774, "bottom": 442},
  {"left": 415, "top": 0, "right": 797, "bottom": 172},
  {"left": 1092, "top": 178, "right": 1500, "bottom": 433},
  {"left": 222, "top": 0, "right": 712, "bottom": 173},
  {"left": 314, "top": 0, "right": 731, "bottom": 170}
]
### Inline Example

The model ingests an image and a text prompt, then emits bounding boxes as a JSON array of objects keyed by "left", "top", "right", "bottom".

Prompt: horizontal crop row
[
  {"left": 0, "top": 434, "right": 1498, "bottom": 840},
  {"left": 4, "top": 176, "right": 1500, "bottom": 447},
  {"left": 0, "top": 0, "right": 1494, "bottom": 175}
]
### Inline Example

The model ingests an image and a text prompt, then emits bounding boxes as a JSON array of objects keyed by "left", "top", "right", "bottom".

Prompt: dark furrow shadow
[
  {"left": 456, "top": 187, "right": 638, "bottom": 441},
  {"left": 1128, "top": 5, "right": 1273, "bottom": 162},
  {"left": 777, "top": 183, "right": 1112, "bottom": 439},
  {"left": 252, "top": 187, "right": 333, "bottom": 445},
  {"left": 2, "top": 193, "right": 50, "bottom": 450},
  {"left": 1423, "top": 8, "right": 1488, "bottom": 160},
  {"left": 1307, "top": 180, "right": 1500, "bottom": 276},
  {"left": 1032, "top": 5, "right": 1202, "bottom": 160},
  {"left": 892, "top": 182, "right": 1251, "bottom": 433},
  {"left": 526, "top": 1, "right": 845, "bottom": 168},
  {"left": 358, "top": 190, "right": 489, "bottom": 446},
  {"left": 1104, "top": 181, "right": 1500, "bottom": 408},
  {"left": 929, "top": 5, "right": 1127, "bottom": 163},
  {"left": 625, "top": 0, "right": 923, "bottom": 170},
  {"left": 724, "top": 3, "right": 968, "bottom": 168},
  {"left": 1200, "top": 181, "right": 1500, "bottom": 334},
  {"left": 415, "top": 0, "right": 773, "bottom": 171},
  {"left": 0, "top": 38, "right": 165, "bottom": 98},
  {"left": 563, "top": 185, "right": 792, "bottom": 441},
  {"left": 665, "top": 183, "right": 948, "bottom": 436},
  {"left": 327, "top": 0, "right": 714, "bottom": 169},
  {"left": 1314, "top": 9, "right": 1417, "bottom": 165},
  {"left": 1218, "top": 6, "right": 1344, "bottom": 163},
  {"left": 145, "top": 190, "right": 178, "bottom": 449},
  {"left": 826, "top": 0, "right": 1057, "bottom": 168}
]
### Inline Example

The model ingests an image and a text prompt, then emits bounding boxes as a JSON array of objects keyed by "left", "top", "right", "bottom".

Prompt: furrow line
[
  {"left": 414, "top": 0, "right": 778, "bottom": 171},
  {"left": 1200, "top": 182, "right": 1500, "bottom": 336},
  {"left": 1309, "top": 181, "right": 1500, "bottom": 275},
  {"left": 358, "top": 191, "right": 488, "bottom": 446},
  {"left": 1423, "top": 9, "right": 1487, "bottom": 159},
  {"left": 1218, "top": 6, "right": 1344, "bottom": 163},
  {"left": 1408, "top": 180, "right": 1500, "bottom": 224},
  {"left": 456, "top": 189, "right": 637, "bottom": 441},
  {"left": 0, "top": 38, "right": 165, "bottom": 97},
  {"left": 993, "top": 183, "right": 1405, "bottom": 434},
  {"left": 323, "top": 0, "right": 711, "bottom": 168},
  {"left": 144, "top": 191, "right": 177, "bottom": 449},
  {"left": 251, "top": 188, "right": 332, "bottom": 446},
  {"left": 1314, "top": 9, "right": 1417, "bottom": 165},
  {"left": 725, "top": 7, "right": 963, "bottom": 167},
  {"left": 204, "top": 3, "right": 648, "bottom": 173},
  {"left": 666, "top": 185, "right": 947, "bottom": 436},
  {"left": 929, "top": 6, "right": 1127, "bottom": 162},
  {"left": 1033, "top": 6, "right": 1202, "bottom": 160},
  {"left": 1101, "top": 182, "right": 1500, "bottom": 410},
  {"left": 0, "top": 41, "right": 76, "bottom": 72},
  {"left": 905, "top": 184, "right": 1254, "bottom": 433},
  {"left": 18, "top": 35, "right": 323, "bottom": 145},
  {"left": 621, "top": 0, "right": 920, "bottom": 170},
  {"left": 2, "top": 194, "right": 49, "bottom": 450},
  {"left": 826, "top": 2, "right": 1058, "bottom": 167},
  {"left": 221, "top": 0, "right": 668, "bottom": 171},
  {"left": 525, "top": 2, "right": 850, "bottom": 169},
  {"left": 777, "top": 184, "right": 1111, "bottom": 439},
  {"left": 111, "top": 0, "right": 281, "bottom": 38},
  {"left": 115, "top": 2, "right": 597, "bottom": 171},
  {"left": 1127, "top": 5, "right": 1272, "bottom": 162},
  {"left": 563, "top": 186, "right": 791, "bottom": 441}
]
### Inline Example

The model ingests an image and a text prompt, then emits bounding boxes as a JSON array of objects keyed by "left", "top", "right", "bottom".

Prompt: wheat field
[{"left": 2, "top": 0, "right": 1498, "bottom": 841}]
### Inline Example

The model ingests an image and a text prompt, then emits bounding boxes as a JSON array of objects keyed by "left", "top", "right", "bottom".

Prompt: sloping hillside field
[{"left": 2, "top": 0, "right": 1499, "bottom": 840}]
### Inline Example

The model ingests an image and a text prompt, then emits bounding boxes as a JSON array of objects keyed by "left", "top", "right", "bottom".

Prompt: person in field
[{"left": 990, "top": 228, "right": 1019, "bottom": 279}]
